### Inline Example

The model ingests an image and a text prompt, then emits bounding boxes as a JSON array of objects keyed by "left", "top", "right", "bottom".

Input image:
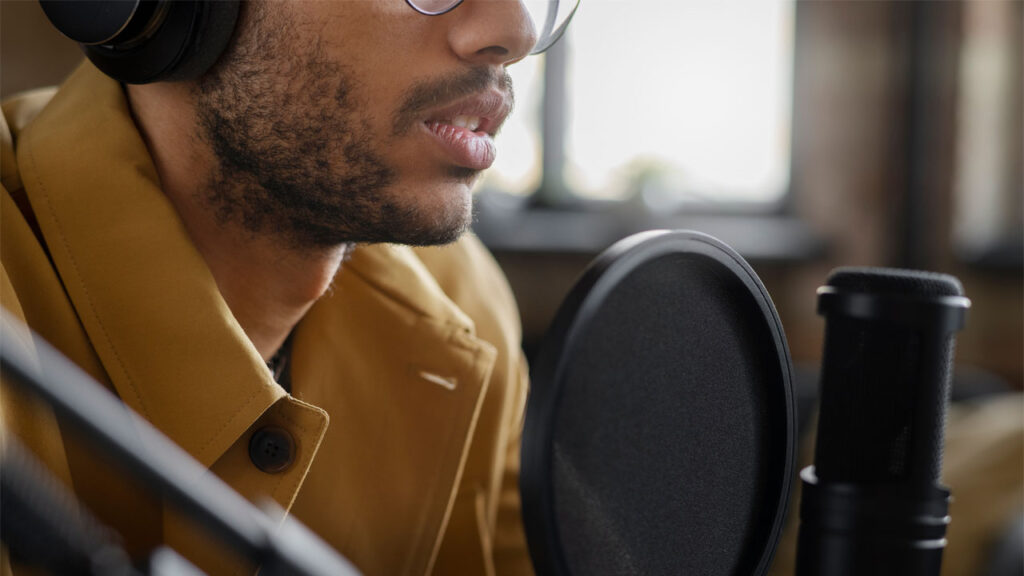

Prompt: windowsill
[{"left": 472, "top": 191, "right": 827, "bottom": 264}]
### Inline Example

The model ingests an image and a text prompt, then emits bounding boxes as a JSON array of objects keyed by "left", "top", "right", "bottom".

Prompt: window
[{"left": 482, "top": 0, "right": 796, "bottom": 211}]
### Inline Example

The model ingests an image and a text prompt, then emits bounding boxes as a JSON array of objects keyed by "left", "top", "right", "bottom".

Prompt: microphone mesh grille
[
  {"left": 814, "top": 267, "right": 959, "bottom": 484},
  {"left": 814, "top": 320, "right": 952, "bottom": 482},
  {"left": 826, "top": 267, "right": 963, "bottom": 297}
]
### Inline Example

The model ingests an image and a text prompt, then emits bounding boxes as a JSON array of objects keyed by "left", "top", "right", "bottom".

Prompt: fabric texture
[{"left": 0, "top": 61, "right": 532, "bottom": 576}]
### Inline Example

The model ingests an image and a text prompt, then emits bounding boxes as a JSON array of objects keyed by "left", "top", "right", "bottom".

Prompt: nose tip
[{"left": 449, "top": 0, "right": 538, "bottom": 67}]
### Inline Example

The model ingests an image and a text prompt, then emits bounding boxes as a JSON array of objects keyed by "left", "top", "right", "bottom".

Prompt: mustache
[{"left": 392, "top": 67, "right": 514, "bottom": 136}]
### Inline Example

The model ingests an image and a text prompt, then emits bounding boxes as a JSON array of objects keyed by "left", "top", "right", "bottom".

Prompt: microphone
[{"left": 795, "top": 268, "right": 970, "bottom": 576}]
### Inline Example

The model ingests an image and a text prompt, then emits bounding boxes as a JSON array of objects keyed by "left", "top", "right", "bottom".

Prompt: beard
[{"left": 193, "top": 3, "right": 509, "bottom": 249}]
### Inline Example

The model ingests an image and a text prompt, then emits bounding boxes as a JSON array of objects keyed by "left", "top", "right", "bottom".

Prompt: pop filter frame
[{"left": 521, "top": 230, "right": 796, "bottom": 576}]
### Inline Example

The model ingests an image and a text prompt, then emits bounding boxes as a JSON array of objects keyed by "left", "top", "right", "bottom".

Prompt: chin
[
  {"left": 384, "top": 181, "right": 474, "bottom": 246},
  {"left": 426, "top": 189, "right": 475, "bottom": 244}
]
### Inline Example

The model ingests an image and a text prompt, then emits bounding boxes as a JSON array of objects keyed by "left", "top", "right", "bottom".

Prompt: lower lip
[{"left": 424, "top": 122, "right": 496, "bottom": 171}]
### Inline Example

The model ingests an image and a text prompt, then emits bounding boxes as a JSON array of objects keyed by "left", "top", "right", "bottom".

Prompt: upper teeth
[{"left": 451, "top": 116, "right": 482, "bottom": 131}]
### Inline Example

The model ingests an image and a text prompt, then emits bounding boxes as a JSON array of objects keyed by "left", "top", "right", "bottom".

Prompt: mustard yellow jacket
[{"left": 0, "top": 62, "right": 533, "bottom": 576}]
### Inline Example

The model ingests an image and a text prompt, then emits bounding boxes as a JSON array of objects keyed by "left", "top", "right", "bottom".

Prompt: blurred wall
[
  {"left": 1, "top": 1, "right": 84, "bottom": 98},
  {"left": 769, "top": 0, "right": 1021, "bottom": 388}
]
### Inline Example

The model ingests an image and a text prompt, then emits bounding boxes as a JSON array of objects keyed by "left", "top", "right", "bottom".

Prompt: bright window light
[{"left": 485, "top": 0, "right": 795, "bottom": 209}]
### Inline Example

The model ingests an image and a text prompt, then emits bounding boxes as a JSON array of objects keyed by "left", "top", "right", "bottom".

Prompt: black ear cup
[{"left": 39, "top": 0, "right": 240, "bottom": 84}]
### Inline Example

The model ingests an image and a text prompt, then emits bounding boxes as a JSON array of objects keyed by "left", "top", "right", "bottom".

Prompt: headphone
[{"left": 39, "top": 0, "right": 240, "bottom": 84}]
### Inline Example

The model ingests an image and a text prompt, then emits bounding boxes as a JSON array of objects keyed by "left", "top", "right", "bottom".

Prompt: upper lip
[{"left": 423, "top": 90, "right": 512, "bottom": 136}]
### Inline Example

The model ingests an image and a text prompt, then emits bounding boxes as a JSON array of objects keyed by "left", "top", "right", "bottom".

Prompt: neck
[
  {"left": 126, "top": 83, "right": 348, "bottom": 362},
  {"left": 181, "top": 221, "right": 349, "bottom": 361}
]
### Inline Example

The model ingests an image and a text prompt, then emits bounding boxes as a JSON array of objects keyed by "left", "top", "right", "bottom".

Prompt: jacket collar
[{"left": 16, "top": 62, "right": 283, "bottom": 467}]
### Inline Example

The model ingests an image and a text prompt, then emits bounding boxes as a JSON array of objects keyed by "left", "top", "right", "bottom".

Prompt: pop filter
[{"left": 521, "top": 230, "right": 796, "bottom": 576}]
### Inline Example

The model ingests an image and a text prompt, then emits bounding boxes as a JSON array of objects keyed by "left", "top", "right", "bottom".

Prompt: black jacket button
[{"left": 249, "top": 427, "right": 295, "bottom": 473}]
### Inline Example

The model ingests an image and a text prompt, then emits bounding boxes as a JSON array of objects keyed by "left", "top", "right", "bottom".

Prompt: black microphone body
[{"left": 796, "top": 268, "right": 969, "bottom": 576}]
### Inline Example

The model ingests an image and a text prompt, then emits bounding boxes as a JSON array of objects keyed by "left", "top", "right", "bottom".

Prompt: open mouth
[
  {"left": 420, "top": 91, "right": 511, "bottom": 171},
  {"left": 444, "top": 115, "right": 482, "bottom": 132},
  {"left": 423, "top": 118, "right": 496, "bottom": 171}
]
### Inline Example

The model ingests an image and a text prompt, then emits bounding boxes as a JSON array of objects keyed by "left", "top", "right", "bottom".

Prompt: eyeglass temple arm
[{"left": 530, "top": 0, "right": 580, "bottom": 55}]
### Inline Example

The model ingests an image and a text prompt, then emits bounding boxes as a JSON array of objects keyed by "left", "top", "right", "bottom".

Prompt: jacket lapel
[
  {"left": 289, "top": 244, "right": 497, "bottom": 576},
  {"left": 16, "top": 62, "right": 282, "bottom": 468}
]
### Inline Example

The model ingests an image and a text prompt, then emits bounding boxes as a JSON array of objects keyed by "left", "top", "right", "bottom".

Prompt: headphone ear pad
[
  {"left": 161, "top": 0, "right": 240, "bottom": 81},
  {"left": 81, "top": 0, "right": 240, "bottom": 84}
]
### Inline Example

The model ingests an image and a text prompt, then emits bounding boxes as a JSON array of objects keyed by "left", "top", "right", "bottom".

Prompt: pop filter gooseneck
[{"left": 521, "top": 230, "right": 797, "bottom": 576}]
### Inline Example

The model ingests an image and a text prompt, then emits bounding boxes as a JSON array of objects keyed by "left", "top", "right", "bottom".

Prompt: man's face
[{"left": 195, "top": 0, "right": 537, "bottom": 248}]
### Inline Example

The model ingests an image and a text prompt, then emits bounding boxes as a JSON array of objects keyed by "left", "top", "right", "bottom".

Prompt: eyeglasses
[{"left": 405, "top": 0, "right": 580, "bottom": 55}]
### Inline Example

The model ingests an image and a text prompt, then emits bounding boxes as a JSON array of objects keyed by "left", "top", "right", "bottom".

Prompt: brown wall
[{"left": 781, "top": 0, "right": 1022, "bottom": 387}]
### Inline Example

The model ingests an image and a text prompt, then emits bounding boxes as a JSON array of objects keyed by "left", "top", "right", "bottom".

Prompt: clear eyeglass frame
[{"left": 404, "top": 0, "right": 580, "bottom": 55}]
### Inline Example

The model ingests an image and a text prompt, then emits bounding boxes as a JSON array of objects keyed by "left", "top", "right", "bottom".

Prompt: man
[{"left": 1, "top": 1, "right": 562, "bottom": 573}]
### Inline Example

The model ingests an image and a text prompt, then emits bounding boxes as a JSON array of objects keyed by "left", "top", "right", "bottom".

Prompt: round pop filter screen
[{"left": 521, "top": 230, "right": 796, "bottom": 576}]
